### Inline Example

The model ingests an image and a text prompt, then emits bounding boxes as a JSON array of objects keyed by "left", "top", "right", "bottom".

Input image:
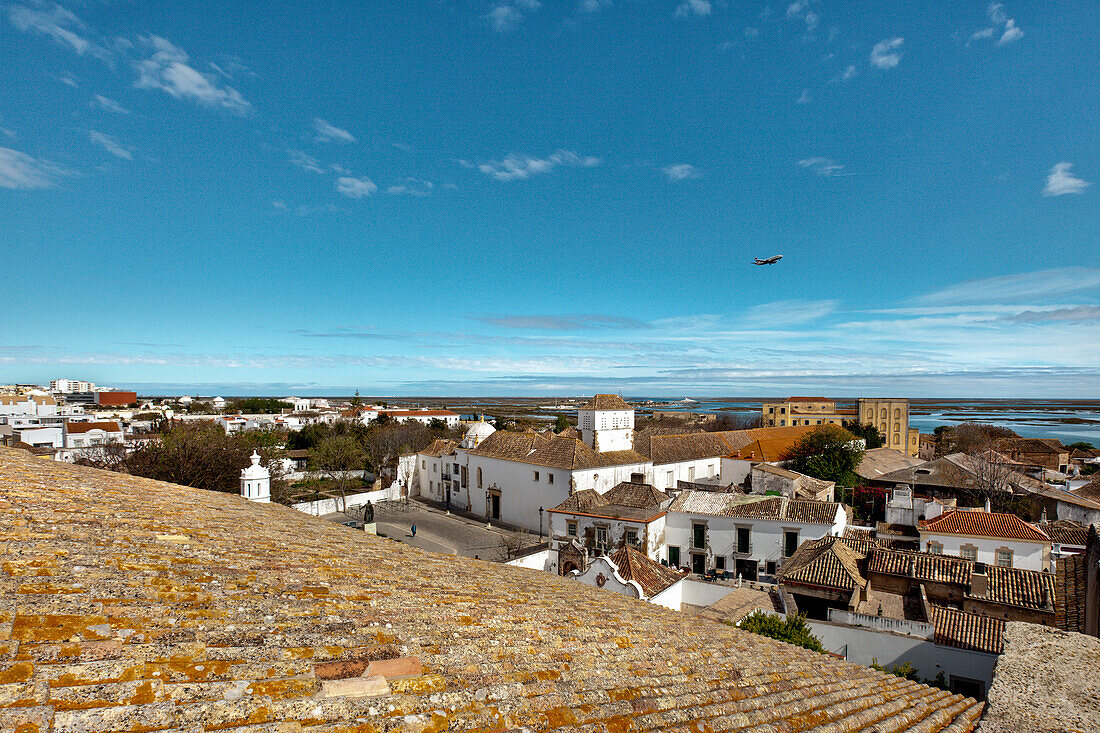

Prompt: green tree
[
  {"left": 309, "top": 434, "right": 366, "bottom": 513},
  {"left": 843, "top": 421, "right": 884, "bottom": 449},
  {"left": 555, "top": 414, "right": 570, "bottom": 432},
  {"left": 350, "top": 390, "right": 363, "bottom": 411},
  {"left": 230, "top": 397, "right": 294, "bottom": 414},
  {"left": 1067, "top": 441, "right": 1095, "bottom": 450},
  {"left": 786, "top": 425, "right": 865, "bottom": 487},
  {"left": 738, "top": 612, "right": 824, "bottom": 653}
]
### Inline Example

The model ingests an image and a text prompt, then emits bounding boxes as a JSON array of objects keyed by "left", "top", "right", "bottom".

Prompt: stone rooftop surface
[
  {"left": 0, "top": 448, "right": 985, "bottom": 732},
  {"left": 978, "top": 623, "right": 1100, "bottom": 733}
]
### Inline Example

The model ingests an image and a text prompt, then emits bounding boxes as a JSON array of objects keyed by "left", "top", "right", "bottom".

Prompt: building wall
[
  {"left": 17, "top": 427, "right": 62, "bottom": 448},
  {"left": 549, "top": 511, "right": 667, "bottom": 561},
  {"left": 662, "top": 509, "right": 846, "bottom": 574},
  {"left": 95, "top": 391, "right": 137, "bottom": 406},
  {"left": 920, "top": 532, "right": 1050, "bottom": 572},
  {"left": 857, "top": 399, "right": 915, "bottom": 456},
  {"left": 720, "top": 457, "right": 755, "bottom": 487},
  {"left": 578, "top": 408, "right": 634, "bottom": 452},
  {"left": 652, "top": 457, "right": 722, "bottom": 491}
]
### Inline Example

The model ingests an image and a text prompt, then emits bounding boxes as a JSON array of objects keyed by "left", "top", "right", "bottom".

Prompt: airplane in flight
[{"left": 753, "top": 255, "right": 783, "bottom": 265}]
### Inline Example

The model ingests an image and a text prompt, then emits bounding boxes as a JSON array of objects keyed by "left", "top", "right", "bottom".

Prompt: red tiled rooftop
[{"left": 919, "top": 510, "right": 1050, "bottom": 542}]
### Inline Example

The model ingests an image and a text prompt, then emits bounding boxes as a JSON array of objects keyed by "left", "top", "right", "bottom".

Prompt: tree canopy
[
  {"left": 739, "top": 612, "right": 824, "bottom": 653},
  {"left": 229, "top": 397, "right": 294, "bottom": 414},
  {"left": 842, "top": 421, "right": 884, "bottom": 449},
  {"left": 785, "top": 424, "right": 865, "bottom": 487}
]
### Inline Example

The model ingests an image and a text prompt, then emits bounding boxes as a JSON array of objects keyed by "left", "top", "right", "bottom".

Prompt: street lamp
[{"left": 539, "top": 506, "right": 544, "bottom": 540}]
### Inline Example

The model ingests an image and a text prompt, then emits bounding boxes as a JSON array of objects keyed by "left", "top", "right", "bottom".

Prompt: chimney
[
  {"left": 1040, "top": 508, "right": 1048, "bottom": 523},
  {"left": 630, "top": 472, "right": 645, "bottom": 484},
  {"left": 970, "top": 562, "right": 988, "bottom": 597},
  {"left": 983, "top": 497, "right": 991, "bottom": 513}
]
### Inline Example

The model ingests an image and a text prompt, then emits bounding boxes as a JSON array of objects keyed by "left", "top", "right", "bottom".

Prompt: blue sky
[{"left": 2, "top": 0, "right": 1098, "bottom": 397}]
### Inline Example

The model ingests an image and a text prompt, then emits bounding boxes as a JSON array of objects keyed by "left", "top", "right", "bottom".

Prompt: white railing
[{"left": 827, "top": 609, "right": 934, "bottom": 639}]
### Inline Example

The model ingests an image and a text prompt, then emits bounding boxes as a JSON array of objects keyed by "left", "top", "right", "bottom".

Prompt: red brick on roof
[
  {"left": 784, "top": 396, "right": 833, "bottom": 402},
  {"left": 919, "top": 510, "right": 1049, "bottom": 542},
  {"left": 65, "top": 421, "right": 122, "bottom": 434}
]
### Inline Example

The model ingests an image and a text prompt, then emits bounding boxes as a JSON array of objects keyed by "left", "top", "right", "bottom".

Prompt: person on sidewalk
[{"left": 411, "top": 524, "right": 416, "bottom": 537}]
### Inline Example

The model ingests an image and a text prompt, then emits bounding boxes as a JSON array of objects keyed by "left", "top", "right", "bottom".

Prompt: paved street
[{"left": 322, "top": 499, "right": 531, "bottom": 561}]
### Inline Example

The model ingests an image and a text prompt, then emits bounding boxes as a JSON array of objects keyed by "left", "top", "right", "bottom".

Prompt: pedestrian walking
[{"left": 411, "top": 524, "right": 416, "bottom": 537}]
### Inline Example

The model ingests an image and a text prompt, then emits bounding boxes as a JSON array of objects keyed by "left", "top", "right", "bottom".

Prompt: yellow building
[{"left": 761, "top": 396, "right": 919, "bottom": 457}]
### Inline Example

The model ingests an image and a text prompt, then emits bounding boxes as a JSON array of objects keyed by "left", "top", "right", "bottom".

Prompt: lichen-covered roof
[
  {"left": 468, "top": 430, "right": 647, "bottom": 470},
  {"left": 0, "top": 447, "right": 985, "bottom": 733},
  {"left": 1037, "top": 519, "right": 1089, "bottom": 547},
  {"left": 667, "top": 491, "right": 841, "bottom": 524},
  {"left": 919, "top": 510, "right": 1050, "bottom": 543},
  {"left": 776, "top": 537, "right": 867, "bottom": 592},
  {"left": 605, "top": 546, "right": 683, "bottom": 598},
  {"left": 929, "top": 606, "right": 1005, "bottom": 655},
  {"left": 578, "top": 394, "right": 632, "bottom": 411}
]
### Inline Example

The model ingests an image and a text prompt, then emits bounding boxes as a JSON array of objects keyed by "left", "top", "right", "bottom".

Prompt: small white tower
[
  {"left": 578, "top": 394, "right": 635, "bottom": 452},
  {"left": 240, "top": 451, "right": 271, "bottom": 503},
  {"left": 461, "top": 421, "right": 496, "bottom": 449}
]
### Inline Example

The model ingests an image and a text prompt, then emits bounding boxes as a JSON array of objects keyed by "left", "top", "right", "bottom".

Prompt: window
[
  {"left": 625, "top": 529, "right": 638, "bottom": 546},
  {"left": 688, "top": 466, "right": 695, "bottom": 481},
  {"left": 928, "top": 541, "right": 943, "bottom": 554},
  {"left": 780, "top": 419, "right": 786, "bottom": 426},
  {"left": 894, "top": 408, "right": 901, "bottom": 419},
  {"left": 596, "top": 526, "right": 609, "bottom": 551},
  {"left": 995, "top": 549, "right": 1013, "bottom": 568},
  {"left": 476, "top": 467, "right": 482, "bottom": 489},
  {"left": 736, "top": 527, "right": 751, "bottom": 555},
  {"left": 567, "top": 521, "right": 578, "bottom": 537},
  {"left": 692, "top": 523, "right": 706, "bottom": 550},
  {"left": 893, "top": 434, "right": 900, "bottom": 445},
  {"left": 894, "top": 422, "right": 900, "bottom": 433},
  {"left": 880, "top": 408, "right": 887, "bottom": 419},
  {"left": 765, "top": 560, "right": 777, "bottom": 576},
  {"left": 960, "top": 545, "right": 978, "bottom": 561},
  {"left": 715, "top": 556, "right": 726, "bottom": 571},
  {"left": 783, "top": 530, "right": 799, "bottom": 558},
  {"left": 780, "top": 407, "right": 786, "bottom": 414},
  {"left": 534, "top": 471, "right": 540, "bottom": 481},
  {"left": 866, "top": 409, "right": 873, "bottom": 419},
  {"left": 422, "top": 460, "right": 427, "bottom": 469},
  {"left": 768, "top": 407, "right": 774, "bottom": 413},
  {"left": 453, "top": 463, "right": 459, "bottom": 473},
  {"left": 433, "top": 464, "right": 437, "bottom": 473},
  {"left": 548, "top": 473, "right": 554, "bottom": 485},
  {"left": 666, "top": 470, "right": 673, "bottom": 485},
  {"left": 668, "top": 546, "right": 680, "bottom": 567}
]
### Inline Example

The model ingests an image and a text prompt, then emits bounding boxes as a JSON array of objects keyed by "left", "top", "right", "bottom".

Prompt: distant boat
[{"left": 680, "top": 398, "right": 698, "bottom": 404}]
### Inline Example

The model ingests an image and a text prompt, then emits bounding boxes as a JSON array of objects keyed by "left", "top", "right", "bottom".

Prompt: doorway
[
  {"left": 691, "top": 552, "right": 706, "bottom": 575},
  {"left": 736, "top": 559, "right": 758, "bottom": 581},
  {"left": 490, "top": 494, "right": 500, "bottom": 520}
]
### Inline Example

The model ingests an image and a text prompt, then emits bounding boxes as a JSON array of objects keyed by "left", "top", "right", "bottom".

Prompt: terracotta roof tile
[
  {"left": 1038, "top": 519, "right": 1089, "bottom": 547},
  {"left": 777, "top": 537, "right": 867, "bottom": 591},
  {"left": 930, "top": 606, "right": 1005, "bottom": 654},
  {"left": 579, "top": 393, "right": 633, "bottom": 410},
  {"left": 0, "top": 447, "right": 984, "bottom": 732},
  {"left": 606, "top": 546, "right": 683, "bottom": 597},
  {"left": 920, "top": 510, "right": 1050, "bottom": 543},
  {"left": 469, "top": 430, "right": 646, "bottom": 470},
  {"left": 65, "top": 421, "right": 123, "bottom": 434},
  {"left": 668, "top": 491, "right": 841, "bottom": 524}
]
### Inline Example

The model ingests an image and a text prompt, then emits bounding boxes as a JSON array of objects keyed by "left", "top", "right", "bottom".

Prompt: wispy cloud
[
  {"left": 797, "top": 157, "right": 844, "bottom": 176},
  {"left": 580, "top": 0, "right": 612, "bottom": 11},
  {"left": 133, "top": 36, "right": 252, "bottom": 114},
  {"left": 485, "top": 0, "right": 541, "bottom": 32},
  {"left": 386, "top": 178, "right": 433, "bottom": 196},
  {"left": 1005, "top": 306, "right": 1100, "bottom": 323},
  {"left": 1043, "top": 162, "right": 1090, "bottom": 197},
  {"left": 468, "top": 150, "right": 600, "bottom": 182},
  {"left": 473, "top": 314, "right": 650, "bottom": 331},
  {"left": 785, "top": 0, "right": 818, "bottom": 32},
  {"left": 0, "top": 147, "right": 74, "bottom": 189},
  {"left": 870, "top": 37, "right": 904, "bottom": 69},
  {"left": 796, "top": 88, "right": 811, "bottom": 105},
  {"left": 831, "top": 64, "right": 857, "bottom": 82},
  {"left": 313, "top": 118, "right": 356, "bottom": 144},
  {"left": 91, "top": 94, "right": 130, "bottom": 115},
  {"left": 7, "top": 3, "right": 90, "bottom": 54},
  {"left": 913, "top": 267, "right": 1100, "bottom": 305},
  {"left": 674, "top": 0, "right": 711, "bottom": 18},
  {"left": 287, "top": 149, "right": 324, "bottom": 174},
  {"left": 335, "top": 176, "right": 376, "bottom": 198},
  {"left": 661, "top": 163, "right": 700, "bottom": 181},
  {"left": 743, "top": 299, "right": 838, "bottom": 326},
  {"left": 971, "top": 4, "right": 1023, "bottom": 45},
  {"left": 88, "top": 131, "right": 132, "bottom": 160}
]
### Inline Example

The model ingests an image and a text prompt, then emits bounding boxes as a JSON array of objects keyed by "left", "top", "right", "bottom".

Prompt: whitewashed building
[
  {"left": 663, "top": 491, "right": 847, "bottom": 580},
  {"left": 64, "top": 421, "right": 124, "bottom": 449},
  {"left": 548, "top": 478, "right": 672, "bottom": 567},
  {"left": 918, "top": 510, "right": 1052, "bottom": 572}
]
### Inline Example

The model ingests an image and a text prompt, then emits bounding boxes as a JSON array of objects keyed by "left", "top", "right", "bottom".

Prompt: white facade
[
  {"left": 662, "top": 504, "right": 847, "bottom": 578},
  {"left": 0, "top": 395, "right": 58, "bottom": 417},
  {"left": 240, "top": 451, "right": 271, "bottom": 503},
  {"left": 549, "top": 509, "right": 668, "bottom": 560},
  {"left": 919, "top": 530, "right": 1049, "bottom": 572},
  {"left": 886, "top": 488, "right": 951, "bottom": 527},
  {"left": 17, "top": 427, "right": 63, "bottom": 448},
  {"left": 570, "top": 555, "right": 649, "bottom": 600},
  {"left": 652, "top": 457, "right": 723, "bottom": 491},
  {"left": 578, "top": 406, "right": 633, "bottom": 452},
  {"left": 64, "top": 425, "right": 124, "bottom": 449},
  {"left": 50, "top": 379, "right": 95, "bottom": 394}
]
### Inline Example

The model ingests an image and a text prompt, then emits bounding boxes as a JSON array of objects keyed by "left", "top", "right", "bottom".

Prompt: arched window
[
  {"left": 894, "top": 408, "right": 901, "bottom": 419},
  {"left": 880, "top": 408, "right": 887, "bottom": 419},
  {"left": 476, "top": 467, "right": 482, "bottom": 488}
]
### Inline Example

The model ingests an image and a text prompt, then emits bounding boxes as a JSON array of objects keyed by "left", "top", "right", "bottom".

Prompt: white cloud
[
  {"left": 336, "top": 176, "right": 377, "bottom": 198},
  {"left": 1043, "top": 162, "right": 1090, "bottom": 197},
  {"left": 472, "top": 150, "right": 600, "bottom": 182},
  {"left": 743, "top": 299, "right": 838, "bottom": 326},
  {"left": 7, "top": 3, "right": 90, "bottom": 54},
  {"left": 797, "top": 157, "right": 843, "bottom": 176},
  {"left": 271, "top": 200, "right": 287, "bottom": 210},
  {"left": 796, "top": 88, "right": 811, "bottom": 105},
  {"left": 661, "top": 163, "right": 700, "bottom": 181},
  {"left": 287, "top": 149, "right": 324, "bottom": 174},
  {"left": 580, "top": 0, "right": 612, "bottom": 11},
  {"left": 840, "top": 64, "right": 857, "bottom": 81},
  {"left": 1006, "top": 306, "right": 1100, "bottom": 323},
  {"left": 57, "top": 72, "right": 78, "bottom": 87},
  {"left": 674, "top": 0, "right": 711, "bottom": 18},
  {"left": 971, "top": 4, "right": 1023, "bottom": 45},
  {"left": 870, "top": 37, "right": 904, "bottom": 69},
  {"left": 91, "top": 94, "right": 130, "bottom": 115},
  {"left": 784, "top": 1, "right": 818, "bottom": 32},
  {"left": 0, "top": 127, "right": 14, "bottom": 139},
  {"left": 0, "top": 147, "right": 73, "bottom": 189},
  {"left": 88, "top": 131, "right": 132, "bottom": 160},
  {"left": 913, "top": 267, "right": 1100, "bottom": 305},
  {"left": 387, "top": 178, "right": 433, "bottom": 196},
  {"left": 313, "top": 118, "right": 356, "bottom": 144},
  {"left": 133, "top": 36, "right": 252, "bottom": 114},
  {"left": 485, "top": 1, "right": 540, "bottom": 32}
]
